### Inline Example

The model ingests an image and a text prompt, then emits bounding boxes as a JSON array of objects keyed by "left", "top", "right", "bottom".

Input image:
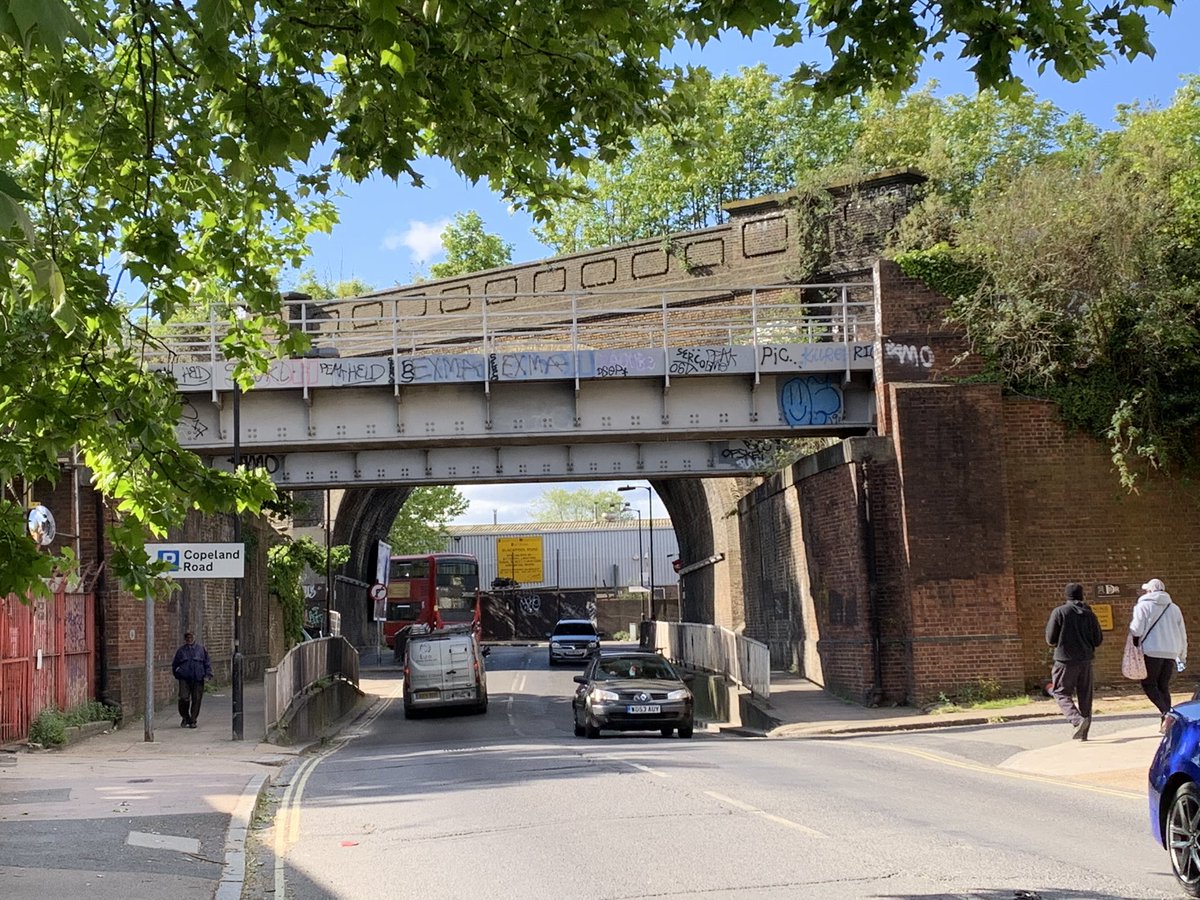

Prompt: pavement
[
  {"left": 745, "top": 672, "right": 1170, "bottom": 794},
  {"left": 0, "top": 664, "right": 1172, "bottom": 898}
]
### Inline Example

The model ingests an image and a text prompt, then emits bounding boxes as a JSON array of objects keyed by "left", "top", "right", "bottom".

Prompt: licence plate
[
  {"left": 415, "top": 690, "right": 439, "bottom": 700},
  {"left": 627, "top": 704, "right": 661, "bottom": 714}
]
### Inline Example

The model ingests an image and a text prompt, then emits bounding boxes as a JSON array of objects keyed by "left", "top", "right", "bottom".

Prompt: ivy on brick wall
[{"left": 268, "top": 538, "right": 350, "bottom": 648}]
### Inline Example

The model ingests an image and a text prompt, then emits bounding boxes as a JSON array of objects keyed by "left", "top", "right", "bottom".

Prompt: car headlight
[
  {"left": 587, "top": 641, "right": 598, "bottom": 649},
  {"left": 667, "top": 689, "right": 691, "bottom": 701},
  {"left": 550, "top": 641, "right": 561, "bottom": 649},
  {"left": 591, "top": 688, "right": 619, "bottom": 702}
]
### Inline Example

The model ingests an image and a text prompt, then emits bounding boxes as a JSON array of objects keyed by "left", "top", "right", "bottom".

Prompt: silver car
[{"left": 547, "top": 618, "right": 601, "bottom": 665}]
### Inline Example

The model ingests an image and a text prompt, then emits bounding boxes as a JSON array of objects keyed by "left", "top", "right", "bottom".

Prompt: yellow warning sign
[
  {"left": 1092, "top": 602, "right": 1114, "bottom": 631},
  {"left": 497, "top": 536, "right": 543, "bottom": 584}
]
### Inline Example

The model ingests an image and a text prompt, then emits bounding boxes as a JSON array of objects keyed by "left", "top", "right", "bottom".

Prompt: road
[{"left": 247, "top": 645, "right": 1180, "bottom": 899}]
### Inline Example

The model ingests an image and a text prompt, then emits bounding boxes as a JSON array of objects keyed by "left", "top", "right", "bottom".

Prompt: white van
[{"left": 402, "top": 627, "right": 489, "bottom": 717}]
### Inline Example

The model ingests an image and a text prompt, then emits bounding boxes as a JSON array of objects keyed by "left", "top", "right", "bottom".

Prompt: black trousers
[
  {"left": 1050, "top": 660, "right": 1094, "bottom": 724},
  {"left": 1141, "top": 656, "right": 1176, "bottom": 716},
  {"left": 177, "top": 679, "right": 204, "bottom": 724}
]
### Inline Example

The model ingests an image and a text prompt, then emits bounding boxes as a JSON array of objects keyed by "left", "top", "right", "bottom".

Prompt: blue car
[{"left": 1149, "top": 696, "right": 1200, "bottom": 896}]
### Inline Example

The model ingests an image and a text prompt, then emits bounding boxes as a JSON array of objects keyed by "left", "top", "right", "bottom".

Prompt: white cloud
[{"left": 381, "top": 218, "right": 450, "bottom": 265}]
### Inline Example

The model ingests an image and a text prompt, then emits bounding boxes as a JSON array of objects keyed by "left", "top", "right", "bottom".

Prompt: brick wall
[
  {"left": 99, "top": 503, "right": 281, "bottom": 719},
  {"left": 1003, "top": 398, "right": 1200, "bottom": 689}
]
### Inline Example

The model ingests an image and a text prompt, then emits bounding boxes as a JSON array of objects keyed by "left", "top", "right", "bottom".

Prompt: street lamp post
[
  {"left": 604, "top": 503, "right": 647, "bottom": 622},
  {"left": 231, "top": 381, "right": 244, "bottom": 741},
  {"left": 619, "top": 485, "right": 655, "bottom": 620}
]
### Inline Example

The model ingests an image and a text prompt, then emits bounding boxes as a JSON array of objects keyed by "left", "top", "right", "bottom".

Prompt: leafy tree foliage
[
  {"left": 897, "top": 77, "right": 1200, "bottom": 487},
  {"left": 429, "top": 212, "right": 513, "bottom": 280},
  {"left": 531, "top": 488, "right": 628, "bottom": 522},
  {"left": 267, "top": 537, "right": 351, "bottom": 647},
  {"left": 388, "top": 486, "right": 470, "bottom": 554},
  {"left": 0, "top": 0, "right": 1174, "bottom": 597},
  {"left": 290, "top": 272, "right": 377, "bottom": 301}
]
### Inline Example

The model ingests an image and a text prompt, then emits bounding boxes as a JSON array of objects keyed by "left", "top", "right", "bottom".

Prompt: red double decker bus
[{"left": 385, "top": 553, "right": 482, "bottom": 651}]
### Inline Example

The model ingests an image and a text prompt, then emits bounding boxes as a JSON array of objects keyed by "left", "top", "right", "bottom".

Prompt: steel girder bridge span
[{"left": 155, "top": 283, "right": 878, "bottom": 488}]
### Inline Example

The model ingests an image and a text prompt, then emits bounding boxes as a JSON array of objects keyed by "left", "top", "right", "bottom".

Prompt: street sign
[
  {"left": 146, "top": 542, "right": 245, "bottom": 579},
  {"left": 369, "top": 582, "right": 387, "bottom": 601}
]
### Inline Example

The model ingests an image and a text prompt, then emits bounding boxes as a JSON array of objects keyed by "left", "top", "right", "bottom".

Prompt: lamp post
[
  {"left": 618, "top": 485, "right": 654, "bottom": 620},
  {"left": 231, "top": 380, "right": 244, "bottom": 741}
]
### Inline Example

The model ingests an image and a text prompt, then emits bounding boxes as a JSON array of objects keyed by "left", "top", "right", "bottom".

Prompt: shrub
[
  {"left": 28, "top": 700, "right": 120, "bottom": 746},
  {"left": 28, "top": 708, "right": 67, "bottom": 746}
]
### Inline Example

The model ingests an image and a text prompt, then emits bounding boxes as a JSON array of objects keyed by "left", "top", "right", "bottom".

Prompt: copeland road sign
[{"left": 146, "top": 542, "right": 245, "bottom": 579}]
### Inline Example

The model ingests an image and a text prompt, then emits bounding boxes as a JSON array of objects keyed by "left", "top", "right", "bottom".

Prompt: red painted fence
[{"left": 0, "top": 591, "right": 95, "bottom": 743}]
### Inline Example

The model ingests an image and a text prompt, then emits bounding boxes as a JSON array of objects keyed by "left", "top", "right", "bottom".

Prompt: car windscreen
[
  {"left": 594, "top": 658, "right": 676, "bottom": 680},
  {"left": 552, "top": 622, "right": 596, "bottom": 637}
]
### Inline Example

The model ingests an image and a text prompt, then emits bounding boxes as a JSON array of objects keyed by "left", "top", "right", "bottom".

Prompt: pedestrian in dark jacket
[
  {"left": 1045, "top": 582, "right": 1104, "bottom": 741},
  {"left": 172, "top": 631, "right": 212, "bottom": 728}
]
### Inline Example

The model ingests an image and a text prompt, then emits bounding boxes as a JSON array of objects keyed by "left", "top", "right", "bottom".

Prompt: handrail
[
  {"left": 263, "top": 636, "right": 359, "bottom": 732},
  {"left": 652, "top": 620, "right": 770, "bottom": 700},
  {"left": 148, "top": 282, "right": 875, "bottom": 365}
]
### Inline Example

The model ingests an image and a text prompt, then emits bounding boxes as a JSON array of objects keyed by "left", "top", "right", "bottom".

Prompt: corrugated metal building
[{"left": 444, "top": 520, "right": 679, "bottom": 593}]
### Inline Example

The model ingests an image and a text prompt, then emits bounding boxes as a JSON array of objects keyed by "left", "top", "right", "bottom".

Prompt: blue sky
[{"left": 293, "top": 8, "right": 1199, "bottom": 524}]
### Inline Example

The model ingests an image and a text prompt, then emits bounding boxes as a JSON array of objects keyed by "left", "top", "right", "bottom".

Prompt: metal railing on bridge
[
  {"left": 652, "top": 620, "right": 770, "bottom": 700},
  {"left": 263, "top": 636, "right": 359, "bottom": 733},
  {"left": 151, "top": 283, "right": 874, "bottom": 368}
]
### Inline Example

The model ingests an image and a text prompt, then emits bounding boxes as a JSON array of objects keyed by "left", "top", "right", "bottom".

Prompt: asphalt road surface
[{"left": 246, "top": 645, "right": 1180, "bottom": 899}]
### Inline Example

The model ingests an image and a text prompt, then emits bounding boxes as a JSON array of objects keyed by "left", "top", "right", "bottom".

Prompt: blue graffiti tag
[{"left": 779, "top": 374, "right": 843, "bottom": 426}]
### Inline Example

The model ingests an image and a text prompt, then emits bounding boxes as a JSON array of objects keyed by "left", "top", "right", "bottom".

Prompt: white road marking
[
  {"left": 624, "top": 761, "right": 669, "bottom": 778},
  {"left": 126, "top": 830, "right": 200, "bottom": 854},
  {"left": 704, "top": 791, "right": 828, "bottom": 838}
]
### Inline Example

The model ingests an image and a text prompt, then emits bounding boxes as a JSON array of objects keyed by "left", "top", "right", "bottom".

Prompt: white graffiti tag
[{"left": 884, "top": 342, "right": 934, "bottom": 368}]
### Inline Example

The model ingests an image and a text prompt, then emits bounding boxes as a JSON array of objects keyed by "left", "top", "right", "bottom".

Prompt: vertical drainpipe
[{"left": 859, "top": 457, "right": 884, "bottom": 706}]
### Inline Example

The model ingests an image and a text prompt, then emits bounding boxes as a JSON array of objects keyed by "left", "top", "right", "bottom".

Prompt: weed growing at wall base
[
  {"left": 927, "top": 678, "right": 1038, "bottom": 714},
  {"left": 27, "top": 701, "right": 120, "bottom": 746}
]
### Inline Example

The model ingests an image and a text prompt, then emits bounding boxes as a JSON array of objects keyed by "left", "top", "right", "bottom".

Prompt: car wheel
[
  {"left": 403, "top": 703, "right": 414, "bottom": 720},
  {"left": 1168, "top": 782, "right": 1200, "bottom": 897},
  {"left": 585, "top": 717, "right": 601, "bottom": 739},
  {"left": 574, "top": 718, "right": 586, "bottom": 737},
  {"left": 678, "top": 720, "right": 694, "bottom": 739},
  {"left": 660, "top": 726, "right": 674, "bottom": 738}
]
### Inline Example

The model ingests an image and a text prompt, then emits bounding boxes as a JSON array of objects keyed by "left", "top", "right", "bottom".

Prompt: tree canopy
[
  {"left": 0, "top": 0, "right": 1176, "bottom": 597},
  {"left": 429, "top": 211, "right": 513, "bottom": 280},
  {"left": 388, "top": 486, "right": 470, "bottom": 553},
  {"left": 531, "top": 488, "right": 630, "bottom": 522}
]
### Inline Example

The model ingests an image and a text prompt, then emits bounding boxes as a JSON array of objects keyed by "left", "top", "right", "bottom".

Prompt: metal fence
[
  {"left": 264, "top": 636, "right": 359, "bottom": 732},
  {"left": 148, "top": 283, "right": 875, "bottom": 365},
  {"left": 653, "top": 620, "right": 770, "bottom": 700},
  {"left": 1, "top": 591, "right": 95, "bottom": 743}
]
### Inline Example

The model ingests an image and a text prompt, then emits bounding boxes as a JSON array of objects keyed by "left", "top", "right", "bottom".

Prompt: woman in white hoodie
[{"left": 1129, "top": 577, "right": 1188, "bottom": 729}]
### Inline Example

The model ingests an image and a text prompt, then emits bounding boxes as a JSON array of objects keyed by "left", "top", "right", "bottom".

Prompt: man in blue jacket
[
  {"left": 172, "top": 631, "right": 213, "bottom": 728},
  {"left": 1045, "top": 582, "right": 1104, "bottom": 741}
]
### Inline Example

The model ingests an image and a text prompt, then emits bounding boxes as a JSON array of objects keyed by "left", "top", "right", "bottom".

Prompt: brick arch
[
  {"left": 654, "top": 477, "right": 750, "bottom": 630},
  {"left": 331, "top": 486, "right": 413, "bottom": 646}
]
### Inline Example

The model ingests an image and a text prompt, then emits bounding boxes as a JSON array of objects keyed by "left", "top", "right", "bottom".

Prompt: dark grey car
[{"left": 572, "top": 651, "right": 694, "bottom": 738}]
